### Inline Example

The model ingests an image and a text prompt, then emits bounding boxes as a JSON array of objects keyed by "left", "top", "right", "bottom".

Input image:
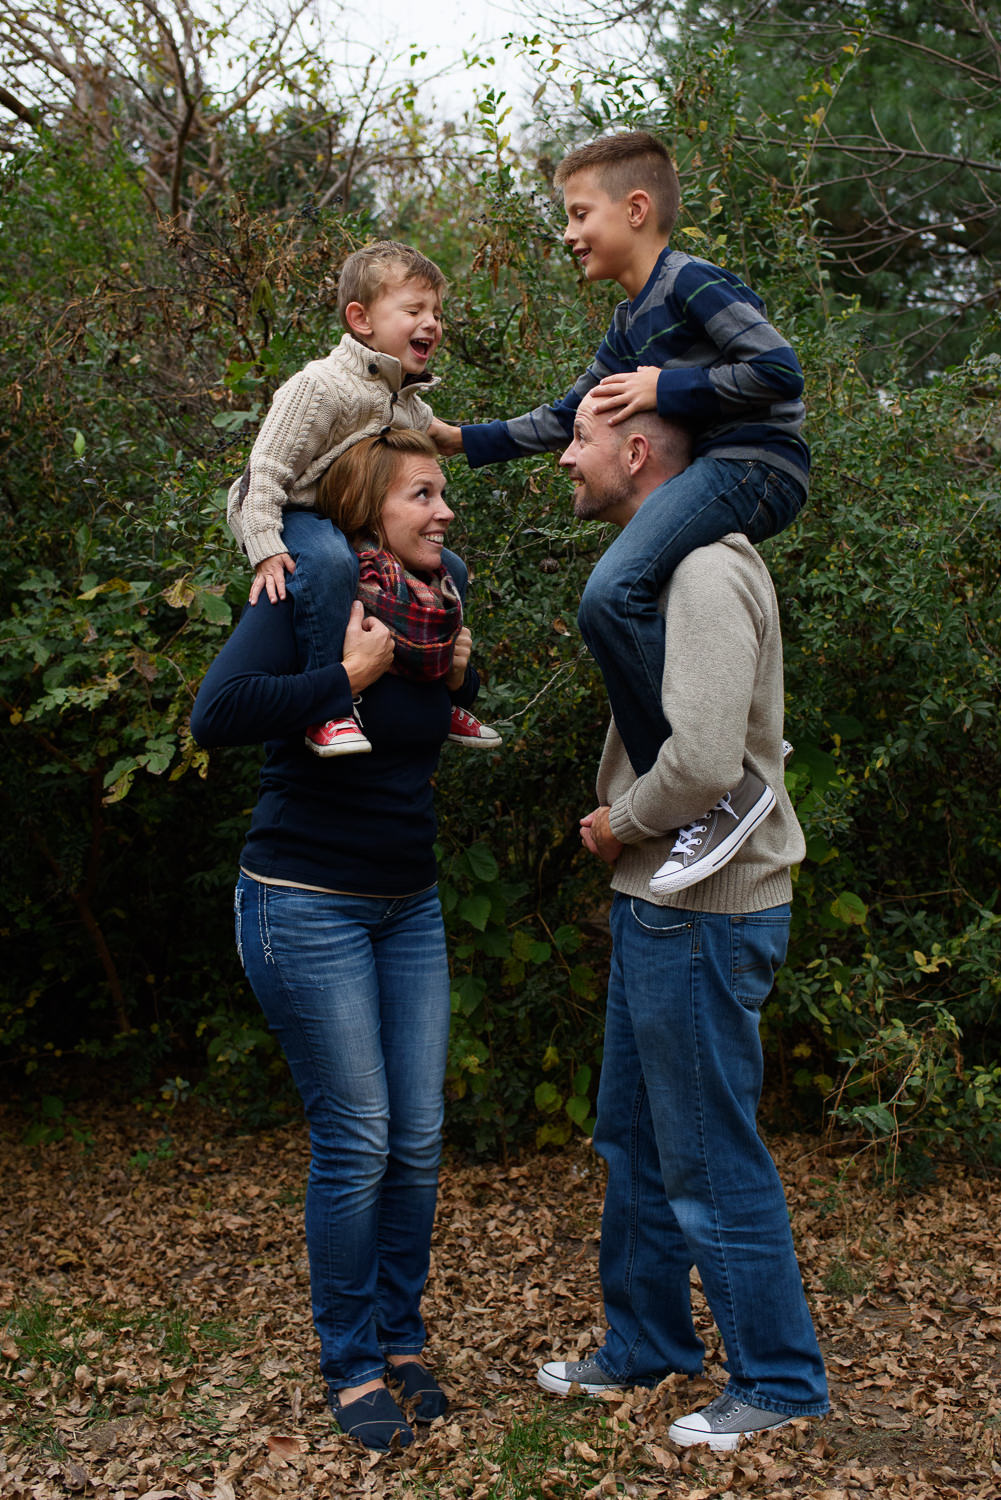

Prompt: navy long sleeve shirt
[{"left": 191, "top": 586, "right": 477, "bottom": 897}]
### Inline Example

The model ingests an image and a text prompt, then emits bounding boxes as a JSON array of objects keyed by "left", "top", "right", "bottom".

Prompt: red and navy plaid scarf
[{"left": 355, "top": 544, "right": 462, "bottom": 682}]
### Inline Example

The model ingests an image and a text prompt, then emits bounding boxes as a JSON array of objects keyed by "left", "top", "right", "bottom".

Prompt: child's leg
[
  {"left": 439, "top": 547, "right": 503, "bottom": 750},
  {"left": 281, "top": 509, "right": 359, "bottom": 674},
  {"left": 578, "top": 458, "right": 804, "bottom": 776},
  {"left": 441, "top": 547, "right": 467, "bottom": 595}
]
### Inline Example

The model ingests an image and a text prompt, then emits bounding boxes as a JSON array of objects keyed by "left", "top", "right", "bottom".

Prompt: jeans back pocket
[{"left": 233, "top": 882, "right": 244, "bottom": 968}]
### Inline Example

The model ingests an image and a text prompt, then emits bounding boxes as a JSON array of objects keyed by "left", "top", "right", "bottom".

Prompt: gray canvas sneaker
[
  {"left": 649, "top": 769, "right": 776, "bottom": 897},
  {"left": 536, "top": 1355, "right": 624, "bottom": 1396},
  {"left": 668, "top": 1391, "right": 793, "bottom": 1451}
]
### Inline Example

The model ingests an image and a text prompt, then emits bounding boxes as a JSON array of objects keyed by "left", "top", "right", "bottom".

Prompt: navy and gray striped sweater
[{"left": 461, "top": 245, "right": 809, "bottom": 485}]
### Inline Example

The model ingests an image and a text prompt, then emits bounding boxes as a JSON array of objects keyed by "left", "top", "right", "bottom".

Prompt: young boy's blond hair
[
  {"left": 554, "top": 131, "right": 681, "bottom": 237},
  {"left": 337, "top": 241, "right": 447, "bottom": 325}
]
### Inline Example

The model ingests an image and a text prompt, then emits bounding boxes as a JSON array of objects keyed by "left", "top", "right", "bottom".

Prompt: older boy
[
  {"left": 228, "top": 240, "right": 499, "bottom": 755},
  {"left": 432, "top": 133, "right": 805, "bottom": 888}
]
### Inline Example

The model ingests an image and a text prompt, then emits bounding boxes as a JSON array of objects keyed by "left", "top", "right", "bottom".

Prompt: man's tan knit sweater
[
  {"left": 598, "top": 534, "right": 805, "bottom": 915},
  {"left": 227, "top": 334, "right": 436, "bottom": 567}
]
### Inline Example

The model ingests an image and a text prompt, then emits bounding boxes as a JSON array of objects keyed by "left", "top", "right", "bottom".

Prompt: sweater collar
[
  {"left": 629, "top": 243, "right": 673, "bottom": 310},
  {"left": 336, "top": 332, "right": 437, "bottom": 393}
]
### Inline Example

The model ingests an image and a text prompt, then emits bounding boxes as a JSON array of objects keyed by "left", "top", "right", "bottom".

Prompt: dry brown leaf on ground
[{"left": 2, "top": 1106, "right": 1000, "bottom": 1500}]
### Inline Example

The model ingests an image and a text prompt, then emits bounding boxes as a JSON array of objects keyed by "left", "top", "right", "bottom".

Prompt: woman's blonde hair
[{"left": 317, "top": 429, "right": 440, "bottom": 548}]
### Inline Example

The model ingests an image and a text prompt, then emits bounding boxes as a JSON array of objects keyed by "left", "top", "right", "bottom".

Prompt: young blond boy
[
  {"left": 228, "top": 240, "right": 499, "bottom": 755},
  {"left": 432, "top": 133, "right": 807, "bottom": 891}
]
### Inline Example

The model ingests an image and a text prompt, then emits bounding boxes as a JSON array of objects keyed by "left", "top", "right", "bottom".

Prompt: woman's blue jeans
[
  {"left": 234, "top": 874, "right": 452, "bottom": 1391},
  {"left": 577, "top": 459, "right": 805, "bottom": 774},
  {"left": 591, "top": 895, "right": 829, "bottom": 1415},
  {"left": 281, "top": 509, "right": 466, "bottom": 673}
]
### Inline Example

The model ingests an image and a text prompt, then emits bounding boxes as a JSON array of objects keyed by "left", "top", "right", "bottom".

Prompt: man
[{"left": 536, "top": 393, "right": 828, "bottom": 1452}]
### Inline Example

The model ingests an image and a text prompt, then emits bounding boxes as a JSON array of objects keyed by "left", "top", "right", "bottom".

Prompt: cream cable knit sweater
[
  {"left": 226, "top": 334, "right": 436, "bottom": 567},
  {"left": 598, "top": 534, "right": 805, "bottom": 915}
]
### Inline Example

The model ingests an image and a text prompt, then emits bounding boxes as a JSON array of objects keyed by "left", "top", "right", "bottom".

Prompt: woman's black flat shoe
[
  {"left": 389, "top": 1360, "right": 449, "bottom": 1422},
  {"left": 332, "top": 1386, "right": 414, "bottom": 1450}
]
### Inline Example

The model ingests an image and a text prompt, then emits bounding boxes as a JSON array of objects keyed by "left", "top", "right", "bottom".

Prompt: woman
[{"left": 192, "top": 430, "right": 481, "bottom": 1451}]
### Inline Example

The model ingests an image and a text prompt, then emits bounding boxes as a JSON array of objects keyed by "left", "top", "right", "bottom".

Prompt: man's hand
[
  {"left": 429, "top": 417, "right": 465, "bottom": 457},
  {"left": 590, "top": 366, "right": 661, "bottom": 425},
  {"left": 342, "top": 601, "right": 394, "bottom": 693},
  {"left": 446, "top": 626, "right": 472, "bottom": 690},
  {"left": 580, "top": 805, "right": 624, "bottom": 865},
  {"left": 250, "top": 552, "right": 296, "bottom": 605}
]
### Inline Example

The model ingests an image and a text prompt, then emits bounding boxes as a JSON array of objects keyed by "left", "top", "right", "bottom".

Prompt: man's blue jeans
[
  {"left": 578, "top": 459, "right": 805, "bottom": 774},
  {"left": 591, "top": 895, "right": 829, "bottom": 1415},
  {"left": 234, "top": 875, "right": 452, "bottom": 1391},
  {"left": 280, "top": 509, "right": 466, "bottom": 673}
]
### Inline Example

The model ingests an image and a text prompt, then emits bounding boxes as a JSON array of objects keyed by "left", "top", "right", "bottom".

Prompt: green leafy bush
[{"left": 1, "top": 58, "right": 999, "bottom": 1165}]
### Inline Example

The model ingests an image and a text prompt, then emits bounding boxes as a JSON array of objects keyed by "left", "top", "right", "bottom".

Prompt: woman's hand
[
  {"left": 446, "top": 626, "right": 472, "bottom": 690},
  {"left": 342, "top": 601, "right": 394, "bottom": 693}
]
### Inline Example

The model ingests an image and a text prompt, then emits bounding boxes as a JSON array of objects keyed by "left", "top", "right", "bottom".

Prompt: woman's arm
[{"left": 191, "top": 594, "right": 356, "bottom": 747}]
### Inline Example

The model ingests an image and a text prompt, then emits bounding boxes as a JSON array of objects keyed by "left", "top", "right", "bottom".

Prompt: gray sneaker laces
[
  {"left": 669, "top": 793, "right": 738, "bottom": 857},
  {"left": 704, "top": 1391, "right": 744, "bottom": 1422}
]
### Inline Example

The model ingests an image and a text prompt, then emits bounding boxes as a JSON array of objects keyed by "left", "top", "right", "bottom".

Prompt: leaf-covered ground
[{"left": 2, "top": 1108, "right": 999, "bottom": 1499}]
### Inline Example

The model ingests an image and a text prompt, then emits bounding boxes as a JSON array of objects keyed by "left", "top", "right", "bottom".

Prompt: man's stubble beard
[{"left": 572, "top": 469, "right": 632, "bottom": 522}]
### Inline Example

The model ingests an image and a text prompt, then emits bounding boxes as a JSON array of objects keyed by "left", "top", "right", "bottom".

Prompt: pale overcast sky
[{"left": 322, "top": 0, "right": 533, "bottom": 117}]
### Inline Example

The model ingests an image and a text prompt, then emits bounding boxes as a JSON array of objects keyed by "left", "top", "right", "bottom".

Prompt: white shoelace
[
  {"left": 669, "top": 821, "right": 708, "bottom": 857},
  {"left": 669, "top": 794, "right": 738, "bottom": 859}
]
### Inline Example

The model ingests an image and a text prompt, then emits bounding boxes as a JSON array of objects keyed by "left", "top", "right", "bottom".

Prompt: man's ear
[
  {"left": 344, "top": 301, "right": 372, "bottom": 339},
  {"left": 625, "top": 189, "right": 653, "bottom": 229},
  {"left": 625, "top": 431, "right": 651, "bottom": 475}
]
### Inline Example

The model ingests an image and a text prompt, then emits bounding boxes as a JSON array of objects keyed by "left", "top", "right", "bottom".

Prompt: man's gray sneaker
[
  {"left": 536, "top": 1355, "right": 624, "bottom": 1396},
  {"left": 649, "top": 769, "right": 776, "bottom": 897},
  {"left": 668, "top": 1391, "right": 794, "bottom": 1451}
]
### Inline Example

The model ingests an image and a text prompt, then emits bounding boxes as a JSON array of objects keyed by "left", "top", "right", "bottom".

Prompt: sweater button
[{"left": 368, "top": 362, "right": 378, "bottom": 374}]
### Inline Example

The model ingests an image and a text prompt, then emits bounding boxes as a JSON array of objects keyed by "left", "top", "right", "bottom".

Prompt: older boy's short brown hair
[
  {"left": 317, "top": 428, "right": 439, "bottom": 547},
  {"left": 554, "top": 132, "right": 680, "bottom": 235},
  {"left": 336, "top": 241, "right": 446, "bottom": 325}
]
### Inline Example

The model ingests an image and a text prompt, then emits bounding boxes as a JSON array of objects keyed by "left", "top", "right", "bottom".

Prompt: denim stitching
[
  {"left": 252, "top": 882, "right": 447, "bottom": 1386},
  {"left": 619, "top": 1066, "right": 647, "bottom": 1379},
  {"left": 233, "top": 884, "right": 244, "bottom": 967},
  {"left": 691, "top": 914, "right": 746, "bottom": 1383},
  {"left": 259, "top": 881, "right": 274, "bottom": 964},
  {"left": 732, "top": 916, "right": 786, "bottom": 1011},
  {"left": 628, "top": 897, "right": 693, "bottom": 936}
]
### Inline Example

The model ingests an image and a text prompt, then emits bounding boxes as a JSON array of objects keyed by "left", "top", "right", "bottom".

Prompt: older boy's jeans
[
  {"left": 234, "top": 874, "right": 451, "bottom": 1391},
  {"left": 281, "top": 509, "right": 466, "bottom": 674},
  {"left": 577, "top": 459, "right": 805, "bottom": 775},
  {"left": 591, "top": 895, "right": 829, "bottom": 1415}
]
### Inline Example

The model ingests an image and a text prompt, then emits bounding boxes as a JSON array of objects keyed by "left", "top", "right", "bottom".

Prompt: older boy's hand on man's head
[
  {"left": 250, "top": 552, "right": 297, "bottom": 606},
  {"left": 429, "top": 417, "right": 465, "bottom": 458},
  {"left": 591, "top": 366, "right": 661, "bottom": 425}
]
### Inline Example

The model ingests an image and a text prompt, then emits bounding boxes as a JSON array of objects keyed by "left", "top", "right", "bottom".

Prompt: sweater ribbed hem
[{"left": 612, "top": 858, "right": 793, "bottom": 915}]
